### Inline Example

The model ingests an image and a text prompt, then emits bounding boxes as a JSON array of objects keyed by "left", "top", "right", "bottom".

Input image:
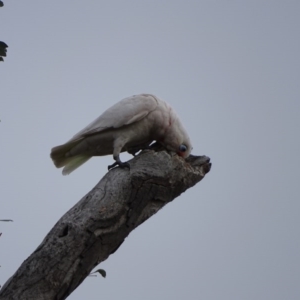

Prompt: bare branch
[{"left": 0, "top": 150, "right": 211, "bottom": 300}]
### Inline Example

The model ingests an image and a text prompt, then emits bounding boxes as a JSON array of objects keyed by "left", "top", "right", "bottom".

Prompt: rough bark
[{"left": 0, "top": 150, "right": 211, "bottom": 300}]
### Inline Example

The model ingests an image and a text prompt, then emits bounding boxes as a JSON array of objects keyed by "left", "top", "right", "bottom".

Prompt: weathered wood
[{"left": 0, "top": 150, "right": 211, "bottom": 300}]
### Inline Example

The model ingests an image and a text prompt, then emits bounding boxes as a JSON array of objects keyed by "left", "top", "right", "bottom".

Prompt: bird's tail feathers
[
  {"left": 62, "top": 155, "right": 91, "bottom": 175},
  {"left": 50, "top": 140, "right": 91, "bottom": 175}
]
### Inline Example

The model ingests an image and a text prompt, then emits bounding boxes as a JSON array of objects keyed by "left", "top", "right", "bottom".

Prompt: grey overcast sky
[{"left": 1, "top": 1, "right": 300, "bottom": 299}]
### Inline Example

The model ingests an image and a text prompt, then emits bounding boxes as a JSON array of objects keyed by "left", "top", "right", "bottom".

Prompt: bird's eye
[{"left": 179, "top": 144, "right": 187, "bottom": 152}]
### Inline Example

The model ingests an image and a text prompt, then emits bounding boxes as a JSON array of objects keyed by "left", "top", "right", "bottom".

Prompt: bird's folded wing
[{"left": 69, "top": 94, "right": 158, "bottom": 142}]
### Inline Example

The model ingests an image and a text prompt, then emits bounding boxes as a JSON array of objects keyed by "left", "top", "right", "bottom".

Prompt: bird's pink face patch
[
  {"left": 177, "top": 143, "right": 189, "bottom": 158},
  {"left": 177, "top": 150, "right": 189, "bottom": 158},
  {"left": 177, "top": 150, "right": 185, "bottom": 157}
]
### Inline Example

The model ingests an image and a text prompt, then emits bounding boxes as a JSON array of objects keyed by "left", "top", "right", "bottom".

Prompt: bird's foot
[
  {"left": 127, "top": 142, "right": 152, "bottom": 156},
  {"left": 127, "top": 142, "right": 163, "bottom": 157},
  {"left": 108, "top": 158, "right": 130, "bottom": 170},
  {"left": 148, "top": 141, "right": 164, "bottom": 151}
]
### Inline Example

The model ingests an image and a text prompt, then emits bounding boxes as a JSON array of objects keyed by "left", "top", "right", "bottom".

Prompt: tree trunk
[{"left": 0, "top": 150, "right": 211, "bottom": 300}]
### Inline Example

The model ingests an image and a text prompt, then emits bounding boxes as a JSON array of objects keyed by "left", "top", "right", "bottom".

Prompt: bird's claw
[{"left": 108, "top": 161, "right": 130, "bottom": 171}]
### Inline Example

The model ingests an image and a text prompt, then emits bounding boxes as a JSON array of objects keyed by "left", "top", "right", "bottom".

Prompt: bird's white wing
[{"left": 69, "top": 94, "right": 158, "bottom": 141}]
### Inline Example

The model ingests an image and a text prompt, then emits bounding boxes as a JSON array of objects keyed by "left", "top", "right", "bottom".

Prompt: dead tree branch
[{"left": 0, "top": 150, "right": 211, "bottom": 300}]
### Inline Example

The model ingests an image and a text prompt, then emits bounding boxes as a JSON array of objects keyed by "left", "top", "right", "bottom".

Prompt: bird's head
[{"left": 161, "top": 114, "right": 192, "bottom": 159}]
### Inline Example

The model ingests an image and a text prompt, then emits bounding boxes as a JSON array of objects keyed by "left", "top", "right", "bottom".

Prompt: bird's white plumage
[
  {"left": 51, "top": 93, "right": 192, "bottom": 174},
  {"left": 70, "top": 94, "right": 158, "bottom": 141}
]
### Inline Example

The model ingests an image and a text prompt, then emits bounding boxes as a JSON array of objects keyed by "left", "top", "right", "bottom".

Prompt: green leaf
[
  {"left": 0, "top": 41, "right": 8, "bottom": 48},
  {"left": 90, "top": 268, "right": 106, "bottom": 278}
]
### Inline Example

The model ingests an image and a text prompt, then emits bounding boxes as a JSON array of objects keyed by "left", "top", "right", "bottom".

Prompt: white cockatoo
[{"left": 50, "top": 94, "right": 192, "bottom": 175}]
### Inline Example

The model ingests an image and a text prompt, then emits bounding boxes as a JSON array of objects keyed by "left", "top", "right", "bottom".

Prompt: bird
[{"left": 50, "top": 94, "right": 192, "bottom": 175}]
